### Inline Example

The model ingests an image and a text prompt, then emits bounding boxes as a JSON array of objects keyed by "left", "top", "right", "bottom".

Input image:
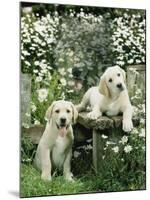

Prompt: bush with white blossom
[
  {"left": 21, "top": 12, "right": 59, "bottom": 74},
  {"left": 112, "top": 10, "right": 145, "bottom": 66}
]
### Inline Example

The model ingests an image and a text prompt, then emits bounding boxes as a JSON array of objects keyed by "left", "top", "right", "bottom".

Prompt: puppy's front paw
[
  {"left": 87, "top": 111, "right": 102, "bottom": 119},
  {"left": 123, "top": 119, "right": 133, "bottom": 132},
  {"left": 41, "top": 173, "right": 52, "bottom": 181}
]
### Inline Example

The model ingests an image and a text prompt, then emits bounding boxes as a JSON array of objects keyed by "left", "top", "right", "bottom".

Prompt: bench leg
[
  {"left": 93, "top": 127, "right": 123, "bottom": 173},
  {"left": 93, "top": 129, "right": 105, "bottom": 173}
]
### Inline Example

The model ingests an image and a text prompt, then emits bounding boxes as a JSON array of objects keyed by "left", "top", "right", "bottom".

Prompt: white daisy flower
[
  {"left": 31, "top": 104, "right": 37, "bottom": 112},
  {"left": 67, "top": 68, "right": 72, "bottom": 74},
  {"left": 60, "top": 78, "right": 67, "bottom": 86},
  {"left": 124, "top": 145, "right": 133, "bottom": 153},
  {"left": 35, "top": 76, "right": 42, "bottom": 83},
  {"left": 140, "top": 118, "right": 145, "bottom": 125},
  {"left": 101, "top": 134, "right": 108, "bottom": 139},
  {"left": 139, "top": 128, "right": 145, "bottom": 137},
  {"left": 58, "top": 67, "right": 66, "bottom": 75},
  {"left": 112, "top": 146, "right": 119, "bottom": 153},
  {"left": 106, "top": 141, "right": 116, "bottom": 146},
  {"left": 74, "top": 151, "right": 80, "bottom": 158},
  {"left": 38, "top": 88, "right": 48, "bottom": 102},
  {"left": 34, "top": 120, "right": 40, "bottom": 125},
  {"left": 25, "top": 112, "right": 31, "bottom": 117},
  {"left": 22, "top": 122, "right": 29, "bottom": 129},
  {"left": 33, "top": 69, "right": 38, "bottom": 73},
  {"left": 119, "top": 136, "right": 128, "bottom": 144},
  {"left": 34, "top": 61, "right": 40, "bottom": 66}
]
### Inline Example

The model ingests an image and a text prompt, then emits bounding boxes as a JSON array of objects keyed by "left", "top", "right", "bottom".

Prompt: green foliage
[
  {"left": 54, "top": 13, "right": 113, "bottom": 88},
  {"left": 31, "top": 72, "right": 64, "bottom": 124},
  {"left": 21, "top": 132, "right": 37, "bottom": 164},
  {"left": 99, "top": 130, "right": 145, "bottom": 191}
]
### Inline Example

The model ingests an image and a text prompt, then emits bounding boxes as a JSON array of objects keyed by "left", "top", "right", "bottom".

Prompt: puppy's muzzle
[{"left": 56, "top": 117, "right": 69, "bottom": 137}]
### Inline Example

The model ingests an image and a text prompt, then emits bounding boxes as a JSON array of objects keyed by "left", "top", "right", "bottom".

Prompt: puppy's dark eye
[
  {"left": 117, "top": 73, "right": 120, "bottom": 76},
  {"left": 55, "top": 110, "right": 60, "bottom": 113},
  {"left": 108, "top": 78, "right": 112, "bottom": 83},
  {"left": 67, "top": 109, "right": 71, "bottom": 113}
]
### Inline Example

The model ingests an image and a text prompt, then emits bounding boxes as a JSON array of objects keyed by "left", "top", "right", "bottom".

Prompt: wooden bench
[{"left": 77, "top": 112, "right": 139, "bottom": 173}]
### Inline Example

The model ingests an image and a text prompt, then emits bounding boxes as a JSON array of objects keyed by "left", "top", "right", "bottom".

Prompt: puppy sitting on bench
[
  {"left": 34, "top": 100, "right": 78, "bottom": 182},
  {"left": 77, "top": 66, "right": 133, "bottom": 132}
]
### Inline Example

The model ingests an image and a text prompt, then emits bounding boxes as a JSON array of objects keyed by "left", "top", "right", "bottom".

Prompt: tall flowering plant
[{"left": 112, "top": 11, "right": 145, "bottom": 66}]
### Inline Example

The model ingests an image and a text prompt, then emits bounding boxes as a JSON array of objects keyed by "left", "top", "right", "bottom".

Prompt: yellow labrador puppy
[
  {"left": 77, "top": 66, "right": 133, "bottom": 132},
  {"left": 34, "top": 100, "right": 78, "bottom": 181}
]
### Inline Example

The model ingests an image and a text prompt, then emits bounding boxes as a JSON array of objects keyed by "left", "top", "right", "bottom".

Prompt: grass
[
  {"left": 20, "top": 160, "right": 145, "bottom": 198},
  {"left": 20, "top": 164, "right": 98, "bottom": 197}
]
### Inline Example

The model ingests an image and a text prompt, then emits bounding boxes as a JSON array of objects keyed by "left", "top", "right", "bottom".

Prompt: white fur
[
  {"left": 77, "top": 66, "right": 133, "bottom": 132},
  {"left": 34, "top": 100, "right": 78, "bottom": 181}
]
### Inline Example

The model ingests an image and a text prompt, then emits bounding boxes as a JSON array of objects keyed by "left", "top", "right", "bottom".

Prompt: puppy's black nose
[
  {"left": 60, "top": 117, "right": 66, "bottom": 124},
  {"left": 116, "top": 83, "right": 122, "bottom": 88}
]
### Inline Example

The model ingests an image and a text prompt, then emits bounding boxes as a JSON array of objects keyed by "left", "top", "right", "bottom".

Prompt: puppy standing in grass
[
  {"left": 77, "top": 66, "right": 133, "bottom": 132},
  {"left": 34, "top": 100, "right": 78, "bottom": 182}
]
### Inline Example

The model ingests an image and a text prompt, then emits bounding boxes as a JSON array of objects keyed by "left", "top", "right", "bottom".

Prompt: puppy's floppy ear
[
  {"left": 117, "top": 66, "right": 126, "bottom": 83},
  {"left": 70, "top": 102, "right": 78, "bottom": 124},
  {"left": 45, "top": 101, "right": 56, "bottom": 121},
  {"left": 99, "top": 75, "right": 110, "bottom": 98}
]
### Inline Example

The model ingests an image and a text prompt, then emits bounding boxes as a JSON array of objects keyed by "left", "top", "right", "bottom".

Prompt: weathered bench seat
[{"left": 78, "top": 112, "right": 139, "bottom": 130}]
